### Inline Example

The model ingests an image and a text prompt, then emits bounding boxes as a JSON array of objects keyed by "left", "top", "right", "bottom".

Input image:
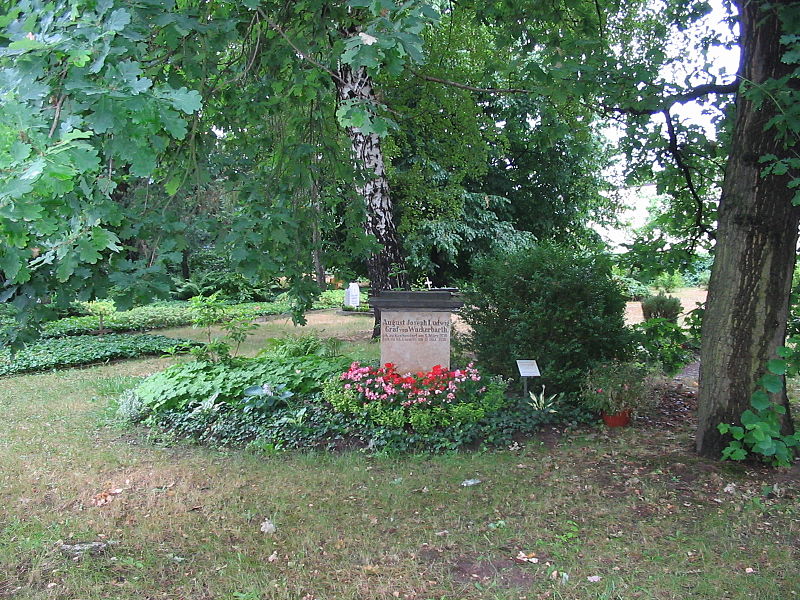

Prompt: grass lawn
[
  {"left": 158, "top": 309, "right": 380, "bottom": 360},
  {"left": 1, "top": 305, "right": 799, "bottom": 599}
]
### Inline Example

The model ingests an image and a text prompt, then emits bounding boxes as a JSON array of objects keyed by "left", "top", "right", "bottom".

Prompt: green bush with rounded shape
[
  {"left": 459, "top": 243, "right": 632, "bottom": 392},
  {"left": 652, "top": 270, "right": 685, "bottom": 293},
  {"left": 632, "top": 317, "right": 693, "bottom": 375},
  {"left": 641, "top": 293, "right": 683, "bottom": 323},
  {"left": 613, "top": 274, "right": 650, "bottom": 301}
]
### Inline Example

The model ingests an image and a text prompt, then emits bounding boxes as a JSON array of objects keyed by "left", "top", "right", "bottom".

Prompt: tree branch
[
  {"left": 602, "top": 80, "right": 740, "bottom": 116},
  {"left": 409, "top": 69, "right": 532, "bottom": 94},
  {"left": 266, "top": 17, "right": 346, "bottom": 86},
  {"left": 48, "top": 94, "right": 66, "bottom": 138},
  {"left": 662, "top": 107, "right": 712, "bottom": 249}
]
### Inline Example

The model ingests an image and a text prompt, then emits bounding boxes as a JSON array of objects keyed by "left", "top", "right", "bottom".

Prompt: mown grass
[
  {"left": 1, "top": 312, "right": 799, "bottom": 599},
  {"left": 159, "top": 309, "right": 379, "bottom": 360}
]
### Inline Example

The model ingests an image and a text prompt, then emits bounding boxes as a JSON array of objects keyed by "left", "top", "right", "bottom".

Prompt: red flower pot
[{"left": 601, "top": 409, "right": 631, "bottom": 427}]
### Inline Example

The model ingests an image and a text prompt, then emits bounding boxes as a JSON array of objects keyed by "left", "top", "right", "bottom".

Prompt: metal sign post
[{"left": 516, "top": 360, "right": 541, "bottom": 397}]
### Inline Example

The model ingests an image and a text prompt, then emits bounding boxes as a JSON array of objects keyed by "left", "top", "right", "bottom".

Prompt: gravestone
[
  {"left": 344, "top": 282, "right": 360, "bottom": 308},
  {"left": 369, "top": 290, "right": 463, "bottom": 374}
]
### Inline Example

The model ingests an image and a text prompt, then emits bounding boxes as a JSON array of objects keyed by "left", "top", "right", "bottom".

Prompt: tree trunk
[
  {"left": 696, "top": 0, "right": 798, "bottom": 457},
  {"left": 335, "top": 62, "right": 408, "bottom": 336}
]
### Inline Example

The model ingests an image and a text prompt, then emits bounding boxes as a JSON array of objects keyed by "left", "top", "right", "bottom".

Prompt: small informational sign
[{"left": 516, "top": 360, "right": 540, "bottom": 377}]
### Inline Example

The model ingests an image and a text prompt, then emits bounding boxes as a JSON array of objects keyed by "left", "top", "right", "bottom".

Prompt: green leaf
[
  {"left": 161, "top": 87, "right": 202, "bottom": 114},
  {"left": 106, "top": 8, "right": 131, "bottom": 32},
  {"left": 767, "top": 358, "right": 788, "bottom": 375},
  {"left": 56, "top": 254, "right": 77, "bottom": 282},
  {"left": 750, "top": 390, "right": 771, "bottom": 411},
  {"left": 8, "top": 38, "right": 47, "bottom": 51},
  {"left": 10, "top": 141, "right": 31, "bottom": 162},
  {"left": 741, "top": 409, "right": 760, "bottom": 426},
  {"left": 164, "top": 175, "right": 182, "bottom": 196},
  {"left": 759, "top": 372, "right": 783, "bottom": 394},
  {"left": 87, "top": 98, "right": 115, "bottom": 133},
  {"left": 755, "top": 439, "right": 776, "bottom": 455},
  {"left": 160, "top": 108, "right": 188, "bottom": 139},
  {"left": 77, "top": 236, "right": 102, "bottom": 263}
]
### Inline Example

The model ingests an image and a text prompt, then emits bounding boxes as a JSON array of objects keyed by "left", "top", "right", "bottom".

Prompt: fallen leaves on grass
[
  {"left": 514, "top": 551, "right": 539, "bottom": 564},
  {"left": 260, "top": 518, "right": 277, "bottom": 534},
  {"left": 90, "top": 488, "right": 123, "bottom": 507}
]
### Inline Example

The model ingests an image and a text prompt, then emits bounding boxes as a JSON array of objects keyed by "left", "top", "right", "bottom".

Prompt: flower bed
[{"left": 324, "top": 362, "right": 508, "bottom": 433}]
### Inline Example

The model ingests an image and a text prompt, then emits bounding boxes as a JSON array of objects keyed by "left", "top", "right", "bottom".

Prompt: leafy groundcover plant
[
  {"left": 123, "top": 346, "right": 587, "bottom": 453},
  {"left": 0, "top": 334, "right": 197, "bottom": 377}
]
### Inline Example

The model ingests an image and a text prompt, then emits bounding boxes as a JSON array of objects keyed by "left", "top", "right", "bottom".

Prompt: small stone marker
[
  {"left": 344, "top": 282, "right": 360, "bottom": 308},
  {"left": 516, "top": 359, "right": 541, "bottom": 397},
  {"left": 369, "top": 290, "right": 463, "bottom": 374}
]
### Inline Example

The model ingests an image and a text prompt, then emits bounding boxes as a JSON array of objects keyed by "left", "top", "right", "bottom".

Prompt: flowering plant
[
  {"left": 323, "top": 362, "right": 507, "bottom": 433},
  {"left": 580, "top": 360, "right": 653, "bottom": 415}
]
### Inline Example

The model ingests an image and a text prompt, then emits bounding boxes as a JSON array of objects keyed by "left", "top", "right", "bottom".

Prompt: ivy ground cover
[{"left": 0, "top": 334, "right": 198, "bottom": 377}]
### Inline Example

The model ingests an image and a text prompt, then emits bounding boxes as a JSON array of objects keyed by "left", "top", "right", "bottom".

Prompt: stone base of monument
[{"left": 369, "top": 290, "right": 463, "bottom": 375}]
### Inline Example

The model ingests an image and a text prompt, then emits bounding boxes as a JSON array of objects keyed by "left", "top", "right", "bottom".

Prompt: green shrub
[
  {"left": 38, "top": 300, "right": 290, "bottom": 338},
  {"left": 316, "top": 289, "right": 346, "bottom": 308},
  {"left": 684, "top": 302, "right": 704, "bottom": 348},
  {"left": 613, "top": 274, "right": 650, "bottom": 301},
  {"left": 261, "top": 334, "right": 325, "bottom": 358},
  {"left": 580, "top": 361, "right": 654, "bottom": 415},
  {"left": 641, "top": 293, "right": 683, "bottom": 322},
  {"left": 460, "top": 243, "right": 633, "bottom": 392},
  {"left": 77, "top": 299, "right": 116, "bottom": 332},
  {"left": 0, "top": 334, "right": 197, "bottom": 377},
  {"left": 632, "top": 318, "right": 693, "bottom": 375},
  {"left": 652, "top": 271, "right": 685, "bottom": 293},
  {"left": 174, "top": 248, "right": 278, "bottom": 303},
  {"left": 0, "top": 304, "right": 16, "bottom": 330},
  {"left": 682, "top": 254, "right": 713, "bottom": 287},
  {"left": 146, "top": 388, "right": 593, "bottom": 453}
]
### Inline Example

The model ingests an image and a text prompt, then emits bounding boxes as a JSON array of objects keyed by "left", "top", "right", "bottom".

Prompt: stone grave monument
[
  {"left": 369, "top": 290, "right": 463, "bottom": 374},
  {"left": 344, "top": 282, "right": 360, "bottom": 308}
]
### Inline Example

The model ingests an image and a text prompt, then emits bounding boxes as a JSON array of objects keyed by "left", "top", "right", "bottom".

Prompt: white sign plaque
[{"left": 516, "top": 360, "right": 540, "bottom": 377}]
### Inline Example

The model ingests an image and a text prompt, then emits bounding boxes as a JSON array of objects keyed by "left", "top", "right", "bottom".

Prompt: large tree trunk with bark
[
  {"left": 697, "top": 0, "right": 798, "bottom": 457},
  {"left": 335, "top": 62, "right": 408, "bottom": 336}
]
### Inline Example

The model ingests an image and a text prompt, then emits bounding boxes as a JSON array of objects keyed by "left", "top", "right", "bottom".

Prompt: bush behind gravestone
[{"left": 460, "top": 243, "right": 633, "bottom": 392}]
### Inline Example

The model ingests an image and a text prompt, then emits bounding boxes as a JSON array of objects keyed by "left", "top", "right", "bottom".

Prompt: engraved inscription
[
  {"left": 379, "top": 311, "right": 453, "bottom": 373},
  {"left": 381, "top": 316, "right": 451, "bottom": 343}
]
